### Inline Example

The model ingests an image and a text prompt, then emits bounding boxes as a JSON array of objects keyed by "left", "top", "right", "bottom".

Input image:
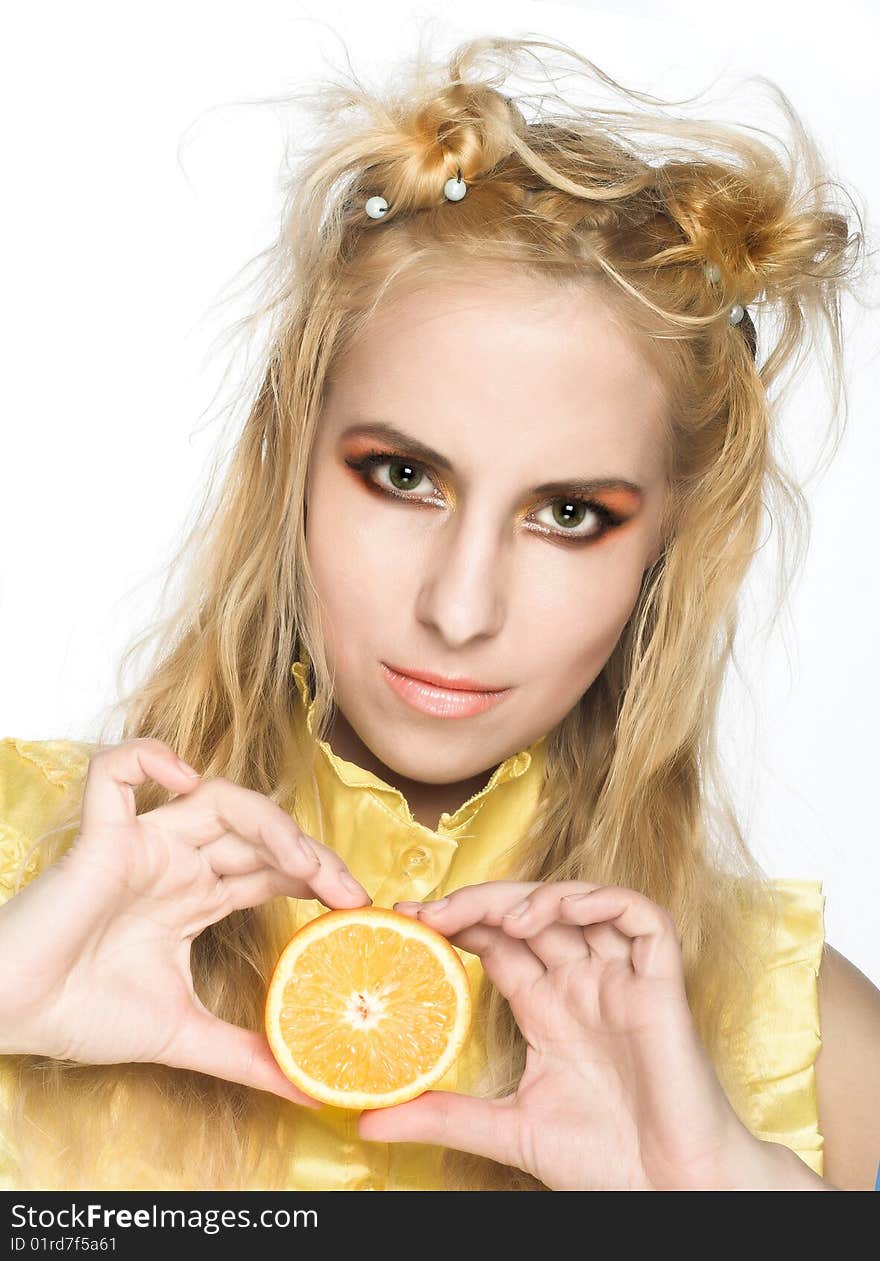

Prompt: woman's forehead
[{"left": 322, "top": 276, "right": 670, "bottom": 481}]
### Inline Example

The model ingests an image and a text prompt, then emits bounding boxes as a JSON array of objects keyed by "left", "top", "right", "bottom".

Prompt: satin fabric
[{"left": 0, "top": 665, "right": 824, "bottom": 1187}]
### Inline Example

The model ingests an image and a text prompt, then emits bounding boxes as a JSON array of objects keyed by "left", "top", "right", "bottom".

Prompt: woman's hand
[
  {"left": 0, "top": 737, "right": 371, "bottom": 1106},
  {"left": 358, "top": 881, "right": 775, "bottom": 1190}
]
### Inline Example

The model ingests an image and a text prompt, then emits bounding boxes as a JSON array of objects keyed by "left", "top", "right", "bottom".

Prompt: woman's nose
[{"left": 413, "top": 509, "right": 508, "bottom": 647}]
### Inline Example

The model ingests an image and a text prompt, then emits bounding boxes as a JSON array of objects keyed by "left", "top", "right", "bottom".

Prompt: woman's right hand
[{"left": 0, "top": 737, "right": 372, "bottom": 1106}]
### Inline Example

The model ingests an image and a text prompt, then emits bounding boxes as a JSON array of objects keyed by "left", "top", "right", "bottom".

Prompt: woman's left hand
[{"left": 356, "top": 881, "right": 775, "bottom": 1190}]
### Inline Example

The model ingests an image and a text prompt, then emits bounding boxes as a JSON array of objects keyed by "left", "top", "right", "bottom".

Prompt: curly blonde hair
[{"left": 5, "top": 33, "right": 869, "bottom": 1189}]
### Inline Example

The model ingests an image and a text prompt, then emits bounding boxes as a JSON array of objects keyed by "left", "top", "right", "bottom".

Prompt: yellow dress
[{"left": 0, "top": 660, "right": 826, "bottom": 1187}]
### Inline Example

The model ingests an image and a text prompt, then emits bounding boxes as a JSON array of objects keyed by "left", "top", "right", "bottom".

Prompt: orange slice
[{"left": 265, "top": 905, "right": 472, "bottom": 1110}]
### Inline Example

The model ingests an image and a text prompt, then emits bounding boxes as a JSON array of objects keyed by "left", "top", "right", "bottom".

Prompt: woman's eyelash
[
  {"left": 344, "top": 449, "right": 626, "bottom": 543},
  {"left": 345, "top": 451, "right": 443, "bottom": 500}
]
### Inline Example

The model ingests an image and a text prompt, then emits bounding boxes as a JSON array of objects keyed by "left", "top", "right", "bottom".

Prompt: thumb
[
  {"left": 357, "top": 1090, "right": 515, "bottom": 1164},
  {"left": 159, "top": 1008, "right": 324, "bottom": 1109}
]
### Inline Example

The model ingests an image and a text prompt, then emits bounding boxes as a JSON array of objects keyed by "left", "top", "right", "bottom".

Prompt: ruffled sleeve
[
  {"left": 0, "top": 739, "right": 92, "bottom": 906},
  {"left": 729, "top": 878, "right": 826, "bottom": 1178}
]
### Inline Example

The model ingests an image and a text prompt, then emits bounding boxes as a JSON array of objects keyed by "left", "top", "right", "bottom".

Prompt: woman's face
[{"left": 305, "top": 269, "right": 670, "bottom": 788}]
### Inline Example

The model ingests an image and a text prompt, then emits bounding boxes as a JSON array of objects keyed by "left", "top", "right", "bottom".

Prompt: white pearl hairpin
[
  {"left": 704, "top": 260, "right": 748, "bottom": 325},
  {"left": 364, "top": 168, "right": 468, "bottom": 219},
  {"left": 364, "top": 195, "right": 389, "bottom": 220},
  {"left": 442, "top": 169, "right": 467, "bottom": 202}
]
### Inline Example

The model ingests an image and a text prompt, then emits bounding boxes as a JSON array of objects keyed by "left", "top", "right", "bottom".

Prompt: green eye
[
  {"left": 346, "top": 452, "right": 439, "bottom": 500},
  {"left": 387, "top": 461, "right": 424, "bottom": 492},
  {"left": 532, "top": 499, "right": 622, "bottom": 542},
  {"left": 550, "top": 501, "right": 589, "bottom": 530}
]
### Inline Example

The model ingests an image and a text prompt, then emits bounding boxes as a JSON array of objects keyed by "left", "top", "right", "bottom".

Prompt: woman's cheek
[
  {"left": 330, "top": 511, "right": 418, "bottom": 613},
  {"left": 543, "top": 552, "right": 646, "bottom": 671}
]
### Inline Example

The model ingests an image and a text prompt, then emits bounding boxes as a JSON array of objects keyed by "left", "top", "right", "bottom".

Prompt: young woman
[{"left": 1, "top": 34, "right": 878, "bottom": 1191}]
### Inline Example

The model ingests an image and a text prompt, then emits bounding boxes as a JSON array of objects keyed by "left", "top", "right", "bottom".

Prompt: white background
[{"left": 1, "top": 1, "right": 877, "bottom": 984}]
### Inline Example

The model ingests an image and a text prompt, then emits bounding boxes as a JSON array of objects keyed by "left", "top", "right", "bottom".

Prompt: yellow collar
[{"left": 289, "top": 651, "right": 547, "bottom": 836}]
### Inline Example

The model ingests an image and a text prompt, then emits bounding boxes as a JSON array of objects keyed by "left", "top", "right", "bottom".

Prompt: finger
[
  {"left": 414, "top": 880, "right": 605, "bottom": 935},
  {"left": 283, "top": 832, "right": 373, "bottom": 909},
  {"left": 498, "top": 890, "right": 630, "bottom": 965},
  {"left": 175, "top": 814, "right": 368, "bottom": 908},
  {"left": 445, "top": 923, "right": 544, "bottom": 1002},
  {"left": 559, "top": 887, "right": 682, "bottom": 980},
  {"left": 80, "top": 738, "right": 203, "bottom": 833},
  {"left": 155, "top": 781, "right": 372, "bottom": 909},
  {"left": 504, "top": 920, "right": 591, "bottom": 970},
  {"left": 580, "top": 922, "right": 633, "bottom": 964},
  {"left": 185, "top": 866, "right": 318, "bottom": 933},
  {"left": 195, "top": 822, "right": 295, "bottom": 877},
  {"left": 193, "top": 823, "right": 370, "bottom": 911},
  {"left": 159, "top": 1009, "right": 324, "bottom": 1108},
  {"left": 199, "top": 832, "right": 267, "bottom": 878},
  {"left": 496, "top": 881, "right": 606, "bottom": 931},
  {"left": 410, "top": 881, "right": 546, "bottom": 934},
  {"left": 358, "top": 1090, "right": 515, "bottom": 1166}
]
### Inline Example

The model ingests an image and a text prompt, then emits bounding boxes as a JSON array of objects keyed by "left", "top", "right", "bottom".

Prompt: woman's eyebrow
[{"left": 339, "top": 421, "right": 645, "bottom": 498}]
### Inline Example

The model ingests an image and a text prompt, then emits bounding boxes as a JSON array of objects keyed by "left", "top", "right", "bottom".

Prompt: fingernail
[
  {"left": 176, "top": 757, "right": 200, "bottom": 778},
  {"left": 502, "top": 899, "right": 530, "bottom": 918},
  {"left": 418, "top": 898, "right": 449, "bottom": 914},
  {"left": 340, "top": 871, "right": 370, "bottom": 897},
  {"left": 394, "top": 901, "right": 421, "bottom": 913}
]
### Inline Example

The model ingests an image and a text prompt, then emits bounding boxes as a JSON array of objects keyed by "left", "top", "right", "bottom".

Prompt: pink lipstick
[{"left": 380, "top": 663, "right": 512, "bottom": 719}]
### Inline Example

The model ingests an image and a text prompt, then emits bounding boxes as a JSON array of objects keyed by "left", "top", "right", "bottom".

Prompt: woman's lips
[{"left": 380, "top": 663, "right": 512, "bottom": 718}]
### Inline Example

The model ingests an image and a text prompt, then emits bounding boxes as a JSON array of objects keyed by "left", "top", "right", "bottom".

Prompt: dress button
[{"left": 401, "top": 845, "right": 431, "bottom": 874}]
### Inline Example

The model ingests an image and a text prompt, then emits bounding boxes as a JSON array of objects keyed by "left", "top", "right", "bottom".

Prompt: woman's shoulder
[
  {"left": 815, "top": 939, "right": 880, "bottom": 1189},
  {"left": 0, "top": 737, "right": 95, "bottom": 903},
  {"left": 734, "top": 875, "right": 880, "bottom": 1188}
]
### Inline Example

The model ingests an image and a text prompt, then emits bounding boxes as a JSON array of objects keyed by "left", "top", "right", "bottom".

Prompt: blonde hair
[{"left": 6, "top": 34, "right": 870, "bottom": 1189}]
